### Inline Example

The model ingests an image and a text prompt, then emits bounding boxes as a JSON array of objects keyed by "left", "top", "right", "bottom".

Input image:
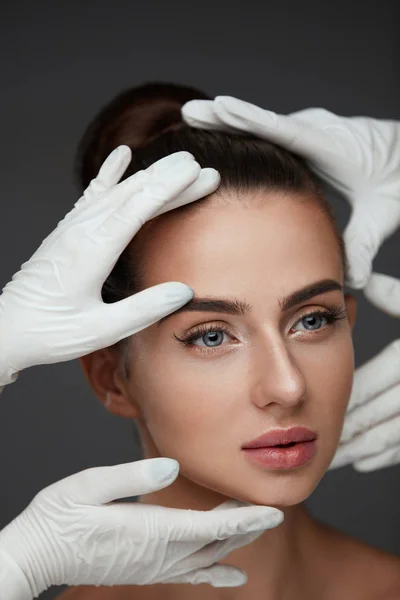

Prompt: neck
[{"left": 138, "top": 461, "right": 328, "bottom": 599}]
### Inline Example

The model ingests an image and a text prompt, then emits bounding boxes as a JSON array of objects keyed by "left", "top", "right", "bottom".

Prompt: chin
[
  {"left": 234, "top": 481, "right": 320, "bottom": 508},
  {"left": 181, "top": 450, "right": 333, "bottom": 510},
  {"left": 219, "top": 461, "right": 329, "bottom": 509}
]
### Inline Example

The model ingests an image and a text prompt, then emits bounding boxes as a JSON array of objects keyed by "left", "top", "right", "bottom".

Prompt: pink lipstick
[{"left": 241, "top": 427, "right": 317, "bottom": 470}]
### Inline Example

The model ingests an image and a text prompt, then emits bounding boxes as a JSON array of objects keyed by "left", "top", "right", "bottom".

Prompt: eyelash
[{"left": 173, "top": 305, "right": 348, "bottom": 353}]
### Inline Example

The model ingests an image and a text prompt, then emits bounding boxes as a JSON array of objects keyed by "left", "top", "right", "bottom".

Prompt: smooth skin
[{"left": 63, "top": 189, "right": 400, "bottom": 599}]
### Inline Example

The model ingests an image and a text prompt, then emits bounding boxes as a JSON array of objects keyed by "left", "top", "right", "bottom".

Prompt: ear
[
  {"left": 344, "top": 294, "right": 357, "bottom": 332},
  {"left": 79, "top": 347, "right": 139, "bottom": 420}
]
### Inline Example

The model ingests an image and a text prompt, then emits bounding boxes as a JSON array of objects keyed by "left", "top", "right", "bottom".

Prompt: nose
[{"left": 250, "top": 336, "right": 307, "bottom": 409}]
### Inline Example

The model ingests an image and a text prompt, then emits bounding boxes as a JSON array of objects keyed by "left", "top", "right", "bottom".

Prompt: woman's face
[{"left": 82, "top": 190, "right": 356, "bottom": 508}]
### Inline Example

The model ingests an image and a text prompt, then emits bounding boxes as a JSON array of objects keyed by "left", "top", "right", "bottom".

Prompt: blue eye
[
  {"left": 174, "top": 306, "right": 347, "bottom": 352},
  {"left": 174, "top": 325, "right": 232, "bottom": 349},
  {"left": 293, "top": 313, "right": 328, "bottom": 331},
  {"left": 193, "top": 329, "right": 227, "bottom": 347}
]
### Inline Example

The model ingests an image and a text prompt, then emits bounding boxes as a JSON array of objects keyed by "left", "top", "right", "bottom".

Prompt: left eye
[{"left": 293, "top": 313, "right": 328, "bottom": 331}]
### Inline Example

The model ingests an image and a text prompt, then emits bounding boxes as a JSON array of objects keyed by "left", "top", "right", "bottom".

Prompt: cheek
[
  {"left": 137, "top": 365, "right": 229, "bottom": 450},
  {"left": 304, "top": 332, "right": 354, "bottom": 449},
  {"left": 126, "top": 327, "right": 355, "bottom": 507},
  {"left": 128, "top": 328, "right": 239, "bottom": 439},
  {"left": 128, "top": 348, "right": 244, "bottom": 485},
  {"left": 327, "top": 338, "right": 354, "bottom": 416}
]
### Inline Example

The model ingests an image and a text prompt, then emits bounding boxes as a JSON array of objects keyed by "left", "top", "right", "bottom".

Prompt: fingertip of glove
[
  {"left": 214, "top": 95, "right": 236, "bottom": 105},
  {"left": 344, "top": 267, "right": 370, "bottom": 290},
  {"left": 116, "top": 144, "right": 132, "bottom": 156},
  {"left": 181, "top": 100, "right": 218, "bottom": 127},
  {"left": 181, "top": 99, "right": 209, "bottom": 116},
  {"left": 210, "top": 567, "right": 248, "bottom": 587},
  {"left": 157, "top": 281, "right": 194, "bottom": 304},
  {"left": 257, "top": 507, "right": 284, "bottom": 528},
  {"left": 198, "top": 167, "right": 221, "bottom": 187},
  {"left": 148, "top": 457, "right": 180, "bottom": 483}
]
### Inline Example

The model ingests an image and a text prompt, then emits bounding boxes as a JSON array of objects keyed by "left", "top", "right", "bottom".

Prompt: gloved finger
[
  {"left": 183, "top": 98, "right": 363, "bottom": 175},
  {"left": 163, "top": 504, "right": 283, "bottom": 543},
  {"left": 67, "top": 157, "right": 200, "bottom": 284},
  {"left": 86, "top": 145, "right": 133, "bottom": 193},
  {"left": 100, "top": 150, "right": 197, "bottom": 207},
  {"left": 341, "top": 382, "right": 400, "bottom": 443},
  {"left": 66, "top": 151, "right": 196, "bottom": 227},
  {"left": 354, "top": 446, "right": 400, "bottom": 472},
  {"left": 53, "top": 458, "right": 180, "bottom": 504},
  {"left": 86, "top": 163, "right": 220, "bottom": 292},
  {"left": 182, "top": 99, "right": 237, "bottom": 133},
  {"left": 85, "top": 156, "right": 200, "bottom": 239},
  {"left": 67, "top": 155, "right": 204, "bottom": 236},
  {"left": 188, "top": 527, "right": 266, "bottom": 566},
  {"left": 81, "top": 167, "right": 219, "bottom": 290},
  {"left": 169, "top": 523, "right": 266, "bottom": 574},
  {"left": 82, "top": 161, "right": 208, "bottom": 279},
  {"left": 74, "top": 146, "right": 133, "bottom": 209},
  {"left": 151, "top": 501, "right": 268, "bottom": 571},
  {"left": 331, "top": 414, "right": 400, "bottom": 469},
  {"left": 343, "top": 198, "right": 400, "bottom": 289},
  {"left": 364, "top": 273, "right": 400, "bottom": 317},
  {"left": 163, "top": 564, "right": 247, "bottom": 587},
  {"left": 94, "top": 282, "right": 194, "bottom": 346},
  {"left": 346, "top": 339, "right": 400, "bottom": 413},
  {"left": 183, "top": 97, "right": 302, "bottom": 144},
  {"left": 151, "top": 167, "right": 220, "bottom": 217},
  {"left": 209, "top": 97, "right": 336, "bottom": 160}
]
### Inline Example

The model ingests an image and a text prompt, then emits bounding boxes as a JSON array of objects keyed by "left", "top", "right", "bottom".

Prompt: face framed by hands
[{"left": 81, "top": 189, "right": 357, "bottom": 510}]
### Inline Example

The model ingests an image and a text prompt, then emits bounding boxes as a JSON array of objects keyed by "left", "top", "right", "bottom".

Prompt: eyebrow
[{"left": 157, "top": 278, "right": 343, "bottom": 326}]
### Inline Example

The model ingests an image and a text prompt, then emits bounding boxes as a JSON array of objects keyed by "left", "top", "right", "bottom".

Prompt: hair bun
[
  {"left": 125, "top": 82, "right": 210, "bottom": 147},
  {"left": 76, "top": 82, "right": 210, "bottom": 189}
]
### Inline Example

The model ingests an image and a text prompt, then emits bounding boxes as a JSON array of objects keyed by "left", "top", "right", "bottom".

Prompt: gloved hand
[
  {"left": 0, "top": 458, "right": 283, "bottom": 598},
  {"left": 330, "top": 273, "right": 400, "bottom": 471},
  {"left": 0, "top": 147, "right": 220, "bottom": 390},
  {"left": 182, "top": 97, "right": 400, "bottom": 289}
]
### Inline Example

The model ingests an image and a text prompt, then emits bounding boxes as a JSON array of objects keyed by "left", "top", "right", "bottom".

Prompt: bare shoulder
[
  {"left": 358, "top": 545, "right": 400, "bottom": 599},
  {"left": 321, "top": 524, "right": 400, "bottom": 599},
  {"left": 361, "top": 547, "right": 400, "bottom": 599}
]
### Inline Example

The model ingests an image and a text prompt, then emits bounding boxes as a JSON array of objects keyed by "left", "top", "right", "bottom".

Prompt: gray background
[{"left": 0, "top": 2, "right": 399, "bottom": 598}]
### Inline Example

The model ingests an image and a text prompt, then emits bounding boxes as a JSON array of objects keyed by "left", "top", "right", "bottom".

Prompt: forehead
[{"left": 135, "top": 191, "right": 343, "bottom": 298}]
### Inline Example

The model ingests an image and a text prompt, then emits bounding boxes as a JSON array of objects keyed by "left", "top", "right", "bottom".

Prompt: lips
[
  {"left": 242, "top": 427, "right": 317, "bottom": 449},
  {"left": 241, "top": 427, "right": 317, "bottom": 470}
]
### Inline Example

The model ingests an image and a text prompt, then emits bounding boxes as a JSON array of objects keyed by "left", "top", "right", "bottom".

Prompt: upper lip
[{"left": 241, "top": 427, "right": 317, "bottom": 449}]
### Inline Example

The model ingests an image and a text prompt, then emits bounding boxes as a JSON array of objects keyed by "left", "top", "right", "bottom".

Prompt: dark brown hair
[{"left": 75, "top": 82, "right": 348, "bottom": 306}]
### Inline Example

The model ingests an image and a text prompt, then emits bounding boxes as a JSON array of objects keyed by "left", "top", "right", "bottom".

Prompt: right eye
[
  {"left": 192, "top": 328, "right": 230, "bottom": 347},
  {"left": 174, "top": 324, "right": 234, "bottom": 351}
]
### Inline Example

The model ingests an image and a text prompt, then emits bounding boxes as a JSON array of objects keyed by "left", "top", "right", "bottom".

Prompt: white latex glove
[
  {"left": 330, "top": 273, "right": 400, "bottom": 471},
  {"left": 0, "top": 147, "right": 220, "bottom": 390},
  {"left": 0, "top": 458, "right": 283, "bottom": 598},
  {"left": 182, "top": 97, "right": 400, "bottom": 289}
]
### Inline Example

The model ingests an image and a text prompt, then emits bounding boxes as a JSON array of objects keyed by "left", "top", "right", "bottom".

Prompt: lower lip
[{"left": 242, "top": 440, "right": 317, "bottom": 470}]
